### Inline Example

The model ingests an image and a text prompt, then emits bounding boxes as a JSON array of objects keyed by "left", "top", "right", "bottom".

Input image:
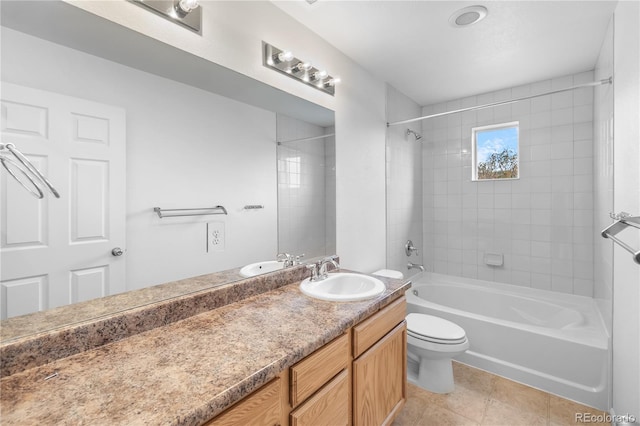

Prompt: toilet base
[{"left": 407, "top": 355, "right": 455, "bottom": 394}]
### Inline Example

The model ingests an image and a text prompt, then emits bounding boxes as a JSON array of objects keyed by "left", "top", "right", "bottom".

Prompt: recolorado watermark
[{"left": 576, "top": 412, "right": 637, "bottom": 424}]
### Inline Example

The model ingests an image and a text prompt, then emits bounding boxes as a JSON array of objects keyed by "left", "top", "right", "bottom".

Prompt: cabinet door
[
  {"left": 290, "top": 369, "right": 349, "bottom": 426},
  {"left": 353, "top": 322, "right": 407, "bottom": 426},
  {"left": 206, "top": 377, "right": 282, "bottom": 426}
]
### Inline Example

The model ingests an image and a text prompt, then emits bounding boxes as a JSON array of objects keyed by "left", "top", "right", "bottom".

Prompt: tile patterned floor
[{"left": 393, "top": 362, "right": 609, "bottom": 426}]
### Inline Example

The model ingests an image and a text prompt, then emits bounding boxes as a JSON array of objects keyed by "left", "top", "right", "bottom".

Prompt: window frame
[{"left": 471, "top": 121, "right": 520, "bottom": 181}]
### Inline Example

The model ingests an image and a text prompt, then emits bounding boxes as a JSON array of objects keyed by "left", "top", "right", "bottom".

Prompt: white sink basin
[
  {"left": 239, "top": 260, "right": 284, "bottom": 277},
  {"left": 300, "top": 273, "right": 386, "bottom": 302}
]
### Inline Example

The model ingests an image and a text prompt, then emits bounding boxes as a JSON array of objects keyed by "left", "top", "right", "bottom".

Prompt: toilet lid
[{"left": 406, "top": 313, "right": 467, "bottom": 344}]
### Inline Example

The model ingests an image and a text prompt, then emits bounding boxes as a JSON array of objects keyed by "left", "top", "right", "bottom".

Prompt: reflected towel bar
[
  {"left": 601, "top": 212, "right": 640, "bottom": 265},
  {"left": 153, "top": 206, "right": 228, "bottom": 218}
]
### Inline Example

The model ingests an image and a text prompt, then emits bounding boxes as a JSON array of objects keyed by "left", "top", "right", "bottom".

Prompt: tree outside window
[{"left": 472, "top": 122, "right": 519, "bottom": 181}]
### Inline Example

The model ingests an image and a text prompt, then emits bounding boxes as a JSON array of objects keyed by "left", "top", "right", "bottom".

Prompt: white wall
[
  {"left": 385, "top": 85, "right": 423, "bottom": 277},
  {"left": 67, "top": 0, "right": 388, "bottom": 273},
  {"left": 1, "top": 28, "right": 278, "bottom": 289},
  {"left": 611, "top": 1, "right": 640, "bottom": 422},
  {"left": 421, "top": 72, "right": 596, "bottom": 296}
]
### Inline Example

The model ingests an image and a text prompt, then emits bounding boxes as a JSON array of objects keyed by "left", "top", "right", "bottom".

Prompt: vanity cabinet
[
  {"left": 205, "top": 377, "right": 284, "bottom": 426},
  {"left": 206, "top": 296, "right": 406, "bottom": 426},
  {"left": 290, "top": 333, "right": 349, "bottom": 407},
  {"left": 289, "top": 332, "right": 350, "bottom": 425},
  {"left": 289, "top": 369, "right": 349, "bottom": 426},
  {"left": 353, "top": 323, "right": 407, "bottom": 425},
  {"left": 352, "top": 297, "right": 407, "bottom": 426}
]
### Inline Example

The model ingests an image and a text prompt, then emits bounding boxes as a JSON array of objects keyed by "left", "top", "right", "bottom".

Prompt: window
[{"left": 472, "top": 122, "right": 519, "bottom": 181}]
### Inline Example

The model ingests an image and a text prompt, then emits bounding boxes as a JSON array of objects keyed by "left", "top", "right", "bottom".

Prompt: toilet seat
[{"left": 406, "top": 313, "right": 467, "bottom": 344}]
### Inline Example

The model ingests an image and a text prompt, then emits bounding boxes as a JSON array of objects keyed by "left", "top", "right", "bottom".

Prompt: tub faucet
[{"left": 407, "top": 262, "right": 425, "bottom": 272}]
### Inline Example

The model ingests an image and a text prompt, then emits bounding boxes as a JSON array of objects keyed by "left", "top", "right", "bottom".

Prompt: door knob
[{"left": 111, "top": 247, "right": 125, "bottom": 257}]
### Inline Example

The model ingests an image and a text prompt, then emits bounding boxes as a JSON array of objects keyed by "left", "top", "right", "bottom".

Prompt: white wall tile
[
  {"left": 421, "top": 71, "right": 595, "bottom": 296},
  {"left": 531, "top": 272, "right": 552, "bottom": 290},
  {"left": 551, "top": 107, "right": 574, "bottom": 126}
]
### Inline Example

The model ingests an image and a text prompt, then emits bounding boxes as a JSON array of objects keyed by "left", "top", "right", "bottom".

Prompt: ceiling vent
[{"left": 449, "top": 5, "right": 488, "bottom": 27}]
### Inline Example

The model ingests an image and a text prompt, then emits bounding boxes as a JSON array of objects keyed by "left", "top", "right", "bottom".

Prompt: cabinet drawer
[
  {"left": 205, "top": 377, "right": 281, "bottom": 426},
  {"left": 353, "top": 296, "right": 406, "bottom": 358},
  {"left": 290, "top": 369, "right": 349, "bottom": 426},
  {"left": 290, "top": 333, "right": 349, "bottom": 407}
]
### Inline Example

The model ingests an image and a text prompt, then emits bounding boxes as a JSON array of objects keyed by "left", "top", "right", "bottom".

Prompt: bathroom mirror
[
  {"left": 276, "top": 114, "right": 336, "bottom": 262},
  {"left": 0, "top": 1, "right": 335, "bottom": 338}
]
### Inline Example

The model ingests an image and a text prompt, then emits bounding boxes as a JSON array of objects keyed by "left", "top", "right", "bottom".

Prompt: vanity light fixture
[
  {"left": 263, "top": 42, "right": 339, "bottom": 96},
  {"left": 130, "top": 0, "right": 202, "bottom": 33}
]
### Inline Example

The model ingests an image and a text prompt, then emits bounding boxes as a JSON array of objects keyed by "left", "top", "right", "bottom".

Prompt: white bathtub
[{"left": 406, "top": 272, "right": 609, "bottom": 410}]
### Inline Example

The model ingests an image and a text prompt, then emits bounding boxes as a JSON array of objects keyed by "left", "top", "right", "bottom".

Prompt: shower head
[{"left": 406, "top": 129, "right": 422, "bottom": 141}]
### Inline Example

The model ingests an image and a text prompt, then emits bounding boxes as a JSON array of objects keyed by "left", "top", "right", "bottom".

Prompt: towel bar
[
  {"left": 153, "top": 206, "right": 227, "bottom": 218},
  {"left": 601, "top": 212, "right": 640, "bottom": 265}
]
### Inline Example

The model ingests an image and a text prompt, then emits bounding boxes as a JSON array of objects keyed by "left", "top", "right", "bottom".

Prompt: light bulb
[
  {"left": 324, "top": 77, "right": 341, "bottom": 87},
  {"left": 292, "top": 62, "right": 312, "bottom": 73},
  {"left": 311, "top": 70, "right": 328, "bottom": 81},
  {"left": 178, "top": 0, "right": 199, "bottom": 13},
  {"left": 275, "top": 51, "right": 294, "bottom": 63}
]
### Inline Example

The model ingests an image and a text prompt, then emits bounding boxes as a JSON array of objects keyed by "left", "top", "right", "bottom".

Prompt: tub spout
[{"left": 408, "top": 262, "right": 425, "bottom": 272}]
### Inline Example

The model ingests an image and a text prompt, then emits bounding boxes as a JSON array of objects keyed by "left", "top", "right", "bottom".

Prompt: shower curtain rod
[
  {"left": 387, "top": 77, "right": 612, "bottom": 127},
  {"left": 277, "top": 133, "right": 335, "bottom": 145}
]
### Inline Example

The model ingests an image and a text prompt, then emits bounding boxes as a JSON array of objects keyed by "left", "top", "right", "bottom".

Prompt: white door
[{"left": 0, "top": 83, "right": 126, "bottom": 319}]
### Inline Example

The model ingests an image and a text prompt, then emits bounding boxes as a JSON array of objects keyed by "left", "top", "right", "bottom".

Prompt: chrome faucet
[
  {"left": 318, "top": 257, "right": 340, "bottom": 279},
  {"left": 307, "top": 257, "right": 340, "bottom": 281},
  {"left": 407, "top": 262, "right": 425, "bottom": 272},
  {"left": 276, "top": 253, "right": 293, "bottom": 267},
  {"left": 306, "top": 263, "right": 319, "bottom": 281},
  {"left": 276, "top": 253, "right": 305, "bottom": 267}
]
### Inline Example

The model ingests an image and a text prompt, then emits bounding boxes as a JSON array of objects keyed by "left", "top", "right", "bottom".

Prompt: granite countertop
[{"left": 1, "top": 274, "right": 409, "bottom": 425}]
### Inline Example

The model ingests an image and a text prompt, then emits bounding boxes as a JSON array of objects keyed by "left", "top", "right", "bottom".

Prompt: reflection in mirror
[
  {"left": 276, "top": 114, "right": 336, "bottom": 261},
  {"left": 0, "top": 0, "right": 335, "bottom": 341}
]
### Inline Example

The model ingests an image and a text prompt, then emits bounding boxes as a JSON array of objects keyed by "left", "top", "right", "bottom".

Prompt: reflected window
[
  {"left": 285, "top": 156, "right": 301, "bottom": 188},
  {"left": 472, "top": 122, "right": 519, "bottom": 181}
]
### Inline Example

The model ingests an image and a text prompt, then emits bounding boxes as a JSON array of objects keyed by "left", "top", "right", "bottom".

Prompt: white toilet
[
  {"left": 406, "top": 313, "right": 469, "bottom": 393},
  {"left": 373, "top": 269, "right": 469, "bottom": 394}
]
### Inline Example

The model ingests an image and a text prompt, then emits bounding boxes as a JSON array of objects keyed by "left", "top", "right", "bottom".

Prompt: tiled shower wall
[
  {"left": 386, "top": 85, "right": 423, "bottom": 277},
  {"left": 422, "top": 71, "right": 596, "bottom": 296},
  {"left": 277, "top": 114, "right": 336, "bottom": 259}
]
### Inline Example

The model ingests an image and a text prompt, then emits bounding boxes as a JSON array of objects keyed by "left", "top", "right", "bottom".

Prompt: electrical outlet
[{"left": 207, "top": 222, "right": 225, "bottom": 252}]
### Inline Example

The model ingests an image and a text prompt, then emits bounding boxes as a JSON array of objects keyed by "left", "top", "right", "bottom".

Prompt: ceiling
[{"left": 272, "top": 1, "right": 618, "bottom": 106}]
